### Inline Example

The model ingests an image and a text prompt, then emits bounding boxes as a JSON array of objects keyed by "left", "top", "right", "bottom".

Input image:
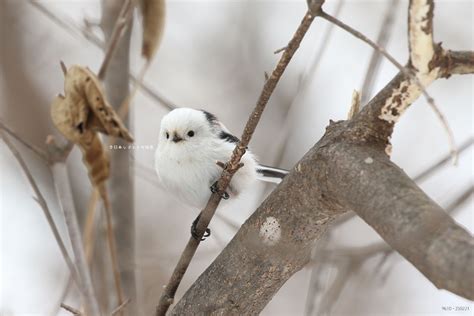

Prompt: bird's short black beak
[{"left": 172, "top": 133, "right": 183, "bottom": 143}]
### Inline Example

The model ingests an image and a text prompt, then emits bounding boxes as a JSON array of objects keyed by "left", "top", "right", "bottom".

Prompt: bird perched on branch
[{"left": 154, "top": 107, "right": 288, "bottom": 239}]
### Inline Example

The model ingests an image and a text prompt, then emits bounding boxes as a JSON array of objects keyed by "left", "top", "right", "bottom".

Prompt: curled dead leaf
[
  {"left": 51, "top": 65, "right": 133, "bottom": 143},
  {"left": 51, "top": 64, "right": 132, "bottom": 187}
]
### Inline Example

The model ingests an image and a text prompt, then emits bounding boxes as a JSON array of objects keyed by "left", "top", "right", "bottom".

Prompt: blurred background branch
[{"left": 99, "top": 0, "right": 137, "bottom": 314}]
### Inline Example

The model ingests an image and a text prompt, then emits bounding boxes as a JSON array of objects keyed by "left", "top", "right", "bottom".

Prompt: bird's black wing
[{"left": 219, "top": 130, "right": 240, "bottom": 143}]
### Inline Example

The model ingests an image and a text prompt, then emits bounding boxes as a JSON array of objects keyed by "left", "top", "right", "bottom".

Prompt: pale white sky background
[{"left": 0, "top": 0, "right": 473, "bottom": 315}]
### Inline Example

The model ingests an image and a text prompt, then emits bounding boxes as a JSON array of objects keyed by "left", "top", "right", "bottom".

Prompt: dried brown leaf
[
  {"left": 50, "top": 65, "right": 133, "bottom": 187},
  {"left": 52, "top": 65, "right": 133, "bottom": 142}
]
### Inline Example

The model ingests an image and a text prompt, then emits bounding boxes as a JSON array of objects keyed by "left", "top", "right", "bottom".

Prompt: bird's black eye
[
  {"left": 187, "top": 130, "right": 195, "bottom": 137},
  {"left": 165, "top": 132, "right": 169, "bottom": 139}
]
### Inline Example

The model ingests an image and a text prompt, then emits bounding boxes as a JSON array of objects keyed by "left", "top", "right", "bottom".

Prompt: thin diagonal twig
[{"left": 155, "top": 4, "right": 324, "bottom": 315}]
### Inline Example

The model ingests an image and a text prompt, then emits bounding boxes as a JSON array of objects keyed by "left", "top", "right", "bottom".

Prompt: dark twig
[{"left": 155, "top": 5, "right": 323, "bottom": 316}]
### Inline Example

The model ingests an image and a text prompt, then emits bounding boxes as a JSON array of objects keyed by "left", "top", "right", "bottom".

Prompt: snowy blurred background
[{"left": 0, "top": 0, "right": 472, "bottom": 315}]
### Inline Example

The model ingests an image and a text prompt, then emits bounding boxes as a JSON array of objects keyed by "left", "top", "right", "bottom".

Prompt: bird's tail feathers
[{"left": 256, "top": 164, "right": 289, "bottom": 184}]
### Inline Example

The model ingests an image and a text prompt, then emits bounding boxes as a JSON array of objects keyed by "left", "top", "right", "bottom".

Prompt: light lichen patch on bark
[
  {"left": 259, "top": 217, "right": 281, "bottom": 246},
  {"left": 378, "top": 80, "right": 414, "bottom": 124},
  {"left": 364, "top": 157, "right": 374, "bottom": 164}
]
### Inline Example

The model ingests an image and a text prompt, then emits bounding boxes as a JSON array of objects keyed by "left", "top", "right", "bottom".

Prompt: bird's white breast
[{"left": 155, "top": 139, "right": 230, "bottom": 208}]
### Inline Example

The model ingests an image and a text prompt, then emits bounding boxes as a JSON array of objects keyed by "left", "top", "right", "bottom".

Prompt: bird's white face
[{"left": 157, "top": 108, "right": 217, "bottom": 151}]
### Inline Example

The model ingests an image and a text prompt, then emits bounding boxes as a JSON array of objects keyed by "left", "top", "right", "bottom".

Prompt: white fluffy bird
[{"left": 154, "top": 108, "right": 287, "bottom": 239}]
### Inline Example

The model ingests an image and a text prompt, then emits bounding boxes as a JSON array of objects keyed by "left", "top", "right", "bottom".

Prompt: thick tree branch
[
  {"left": 314, "top": 183, "right": 473, "bottom": 315},
  {"left": 326, "top": 141, "right": 473, "bottom": 299}
]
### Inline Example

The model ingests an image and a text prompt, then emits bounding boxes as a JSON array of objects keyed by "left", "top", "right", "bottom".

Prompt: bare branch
[
  {"left": 328, "top": 141, "right": 473, "bottom": 299},
  {"left": 315, "top": 184, "right": 473, "bottom": 314},
  {"left": 156, "top": 5, "right": 324, "bottom": 315},
  {"left": 330, "top": 137, "right": 473, "bottom": 229}
]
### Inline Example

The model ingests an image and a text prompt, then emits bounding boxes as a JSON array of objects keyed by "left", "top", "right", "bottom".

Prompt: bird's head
[{"left": 158, "top": 108, "right": 219, "bottom": 148}]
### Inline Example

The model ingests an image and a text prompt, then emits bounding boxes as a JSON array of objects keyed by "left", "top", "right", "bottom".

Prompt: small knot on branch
[
  {"left": 307, "top": 0, "right": 325, "bottom": 15},
  {"left": 45, "top": 135, "right": 74, "bottom": 164},
  {"left": 274, "top": 45, "right": 288, "bottom": 54}
]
